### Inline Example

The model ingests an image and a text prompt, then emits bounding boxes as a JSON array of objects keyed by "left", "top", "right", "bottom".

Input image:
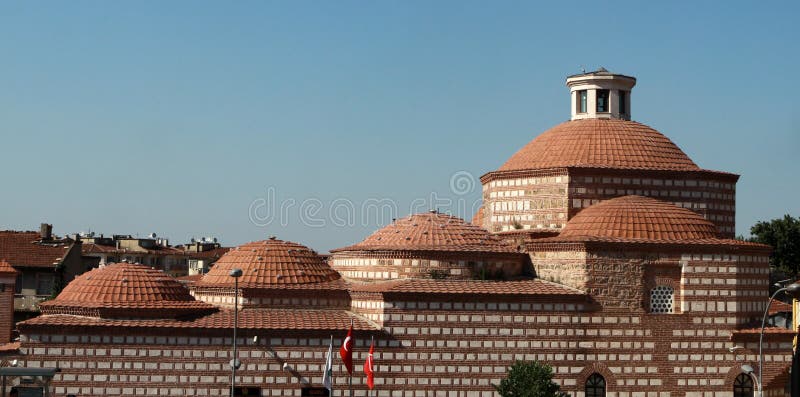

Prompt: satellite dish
[{"left": 149, "top": 233, "right": 157, "bottom": 239}]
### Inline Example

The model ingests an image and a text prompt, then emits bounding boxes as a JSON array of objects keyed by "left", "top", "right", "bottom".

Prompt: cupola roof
[
  {"left": 195, "top": 237, "right": 340, "bottom": 289},
  {"left": 40, "top": 262, "right": 215, "bottom": 318},
  {"left": 332, "top": 211, "right": 517, "bottom": 254},
  {"left": 498, "top": 119, "right": 699, "bottom": 172},
  {"left": 558, "top": 195, "right": 718, "bottom": 240}
]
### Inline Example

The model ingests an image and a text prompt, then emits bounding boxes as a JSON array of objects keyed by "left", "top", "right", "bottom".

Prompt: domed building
[
  {"left": 330, "top": 210, "right": 527, "bottom": 281},
  {"left": 8, "top": 70, "right": 794, "bottom": 397},
  {"left": 477, "top": 68, "right": 737, "bottom": 238},
  {"left": 192, "top": 236, "right": 349, "bottom": 308}
]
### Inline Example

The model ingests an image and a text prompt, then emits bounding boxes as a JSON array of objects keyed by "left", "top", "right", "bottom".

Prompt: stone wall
[
  {"left": 330, "top": 255, "right": 524, "bottom": 281},
  {"left": 16, "top": 290, "right": 791, "bottom": 397},
  {"left": 481, "top": 170, "right": 570, "bottom": 233}
]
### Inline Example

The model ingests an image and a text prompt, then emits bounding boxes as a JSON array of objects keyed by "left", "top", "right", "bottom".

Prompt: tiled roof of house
[
  {"left": 184, "top": 247, "right": 231, "bottom": 259},
  {"left": 559, "top": 195, "right": 719, "bottom": 240},
  {"left": 499, "top": 119, "right": 700, "bottom": 172},
  {"left": 40, "top": 262, "right": 216, "bottom": 318},
  {"left": 332, "top": 211, "right": 517, "bottom": 254},
  {"left": 194, "top": 237, "right": 341, "bottom": 289},
  {"left": 82, "top": 243, "right": 185, "bottom": 256},
  {"left": 0, "top": 260, "right": 18, "bottom": 274},
  {"left": 349, "top": 278, "right": 584, "bottom": 296},
  {"left": 20, "top": 309, "right": 375, "bottom": 331},
  {"left": 0, "top": 231, "right": 71, "bottom": 268}
]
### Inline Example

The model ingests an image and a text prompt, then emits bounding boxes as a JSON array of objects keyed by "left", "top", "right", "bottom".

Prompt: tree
[
  {"left": 749, "top": 215, "right": 800, "bottom": 276},
  {"left": 494, "top": 360, "right": 569, "bottom": 397}
]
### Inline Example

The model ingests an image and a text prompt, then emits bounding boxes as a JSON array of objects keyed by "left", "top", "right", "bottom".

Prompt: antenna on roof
[{"left": 580, "top": 65, "right": 586, "bottom": 74}]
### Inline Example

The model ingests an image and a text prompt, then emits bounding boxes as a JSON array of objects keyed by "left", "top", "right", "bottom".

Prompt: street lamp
[
  {"left": 229, "top": 268, "right": 243, "bottom": 397},
  {"left": 753, "top": 282, "right": 800, "bottom": 397}
]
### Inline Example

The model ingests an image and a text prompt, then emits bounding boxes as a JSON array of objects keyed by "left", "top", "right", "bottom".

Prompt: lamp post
[
  {"left": 229, "top": 268, "right": 243, "bottom": 397},
  {"left": 753, "top": 282, "right": 800, "bottom": 397}
]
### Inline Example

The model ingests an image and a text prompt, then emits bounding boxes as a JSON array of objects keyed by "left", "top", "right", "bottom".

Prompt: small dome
[
  {"left": 559, "top": 196, "right": 718, "bottom": 240},
  {"left": 332, "top": 211, "right": 517, "bottom": 253},
  {"left": 195, "top": 237, "right": 340, "bottom": 288},
  {"left": 499, "top": 119, "right": 700, "bottom": 172},
  {"left": 40, "top": 262, "right": 215, "bottom": 318},
  {"left": 331, "top": 212, "right": 526, "bottom": 282}
]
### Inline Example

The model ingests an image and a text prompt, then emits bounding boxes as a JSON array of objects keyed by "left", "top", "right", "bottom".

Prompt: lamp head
[
  {"left": 253, "top": 336, "right": 259, "bottom": 344},
  {"left": 785, "top": 282, "right": 800, "bottom": 299},
  {"left": 741, "top": 364, "right": 755, "bottom": 375},
  {"left": 729, "top": 346, "right": 744, "bottom": 353},
  {"left": 229, "top": 268, "right": 243, "bottom": 278}
]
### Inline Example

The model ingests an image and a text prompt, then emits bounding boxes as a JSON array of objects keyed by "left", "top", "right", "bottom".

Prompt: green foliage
[
  {"left": 494, "top": 360, "right": 568, "bottom": 397},
  {"left": 512, "top": 220, "right": 524, "bottom": 230},
  {"left": 749, "top": 215, "right": 800, "bottom": 276}
]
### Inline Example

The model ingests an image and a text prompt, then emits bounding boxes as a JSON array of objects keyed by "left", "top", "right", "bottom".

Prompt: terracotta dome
[
  {"left": 195, "top": 237, "right": 340, "bottom": 289},
  {"left": 332, "top": 211, "right": 517, "bottom": 253},
  {"left": 499, "top": 119, "right": 700, "bottom": 172},
  {"left": 40, "top": 262, "right": 216, "bottom": 318},
  {"left": 559, "top": 195, "right": 718, "bottom": 241}
]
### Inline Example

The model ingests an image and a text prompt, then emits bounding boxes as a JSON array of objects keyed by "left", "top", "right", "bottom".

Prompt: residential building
[{"left": 0, "top": 224, "right": 84, "bottom": 317}]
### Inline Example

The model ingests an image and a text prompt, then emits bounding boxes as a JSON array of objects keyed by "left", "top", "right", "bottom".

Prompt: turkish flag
[
  {"left": 364, "top": 338, "right": 375, "bottom": 389},
  {"left": 339, "top": 325, "right": 354, "bottom": 374}
]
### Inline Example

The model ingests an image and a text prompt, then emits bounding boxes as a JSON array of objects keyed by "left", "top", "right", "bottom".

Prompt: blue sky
[{"left": 1, "top": 1, "right": 797, "bottom": 252}]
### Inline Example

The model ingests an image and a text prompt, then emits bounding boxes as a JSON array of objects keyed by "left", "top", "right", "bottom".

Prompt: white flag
[{"left": 323, "top": 336, "right": 333, "bottom": 392}]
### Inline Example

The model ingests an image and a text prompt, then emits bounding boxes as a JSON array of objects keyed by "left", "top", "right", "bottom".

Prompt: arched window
[
  {"left": 585, "top": 373, "right": 606, "bottom": 397},
  {"left": 733, "top": 373, "right": 754, "bottom": 397},
  {"left": 650, "top": 285, "right": 674, "bottom": 313}
]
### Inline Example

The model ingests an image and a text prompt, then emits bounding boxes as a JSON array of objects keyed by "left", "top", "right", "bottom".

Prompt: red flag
[
  {"left": 364, "top": 338, "right": 375, "bottom": 389},
  {"left": 339, "top": 325, "right": 354, "bottom": 374}
]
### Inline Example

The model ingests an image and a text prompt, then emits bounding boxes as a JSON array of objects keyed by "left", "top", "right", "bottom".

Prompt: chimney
[{"left": 40, "top": 223, "right": 53, "bottom": 241}]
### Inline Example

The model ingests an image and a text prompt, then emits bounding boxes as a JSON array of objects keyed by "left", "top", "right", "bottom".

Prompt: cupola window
[
  {"left": 618, "top": 90, "right": 627, "bottom": 114},
  {"left": 577, "top": 90, "right": 588, "bottom": 113},
  {"left": 650, "top": 285, "right": 674, "bottom": 314},
  {"left": 596, "top": 89, "right": 609, "bottom": 113}
]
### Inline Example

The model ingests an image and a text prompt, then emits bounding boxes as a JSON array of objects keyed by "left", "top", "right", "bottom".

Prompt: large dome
[
  {"left": 558, "top": 195, "right": 718, "bottom": 241},
  {"left": 499, "top": 119, "right": 700, "bottom": 172},
  {"left": 332, "top": 211, "right": 517, "bottom": 253},
  {"left": 40, "top": 262, "right": 216, "bottom": 318},
  {"left": 195, "top": 237, "right": 341, "bottom": 289}
]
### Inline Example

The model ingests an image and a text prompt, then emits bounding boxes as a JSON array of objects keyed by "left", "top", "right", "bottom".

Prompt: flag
[
  {"left": 323, "top": 336, "right": 333, "bottom": 392},
  {"left": 364, "top": 337, "right": 375, "bottom": 389},
  {"left": 339, "top": 324, "right": 354, "bottom": 375}
]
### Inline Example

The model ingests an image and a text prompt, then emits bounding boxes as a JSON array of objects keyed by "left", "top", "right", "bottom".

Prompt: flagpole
[
  {"left": 350, "top": 318, "right": 354, "bottom": 397},
  {"left": 370, "top": 335, "right": 374, "bottom": 397},
  {"left": 330, "top": 335, "right": 334, "bottom": 397}
]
